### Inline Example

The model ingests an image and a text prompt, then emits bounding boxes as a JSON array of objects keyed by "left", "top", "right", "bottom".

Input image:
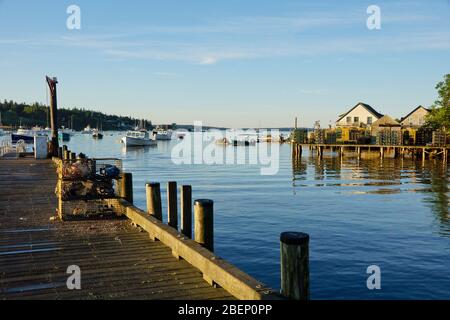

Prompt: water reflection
[{"left": 292, "top": 153, "right": 449, "bottom": 238}]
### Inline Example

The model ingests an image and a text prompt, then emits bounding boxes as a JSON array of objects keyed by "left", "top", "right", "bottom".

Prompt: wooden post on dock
[
  {"left": 422, "top": 148, "right": 426, "bottom": 162},
  {"left": 57, "top": 147, "right": 63, "bottom": 159},
  {"left": 69, "top": 152, "right": 76, "bottom": 160},
  {"left": 280, "top": 232, "right": 310, "bottom": 300},
  {"left": 357, "top": 147, "right": 361, "bottom": 160},
  {"left": 167, "top": 181, "right": 178, "bottom": 229},
  {"left": 181, "top": 185, "right": 192, "bottom": 238},
  {"left": 63, "top": 149, "right": 70, "bottom": 160},
  {"left": 380, "top": 147, "right": 384, "bottom": 159},
  {"left": 46, "top": 76, "right": 59, "bottom": 157},
  {"left": 146, "top": 182, "right": 162, "bottom": 221},
  {"left": 194, "top": 199, "right": 214, "bottom": 252},
  {"left": 121, "top": 172, "right": 133, "bottom": 204}
]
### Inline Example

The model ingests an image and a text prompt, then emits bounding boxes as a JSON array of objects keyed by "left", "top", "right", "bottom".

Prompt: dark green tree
[{"left": 426, "top": 74, "right": 450, "bottom": 132}]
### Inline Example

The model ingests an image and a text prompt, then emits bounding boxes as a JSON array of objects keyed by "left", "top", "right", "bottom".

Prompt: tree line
[{"left": 0, "top": 100, "right": 152, "bottom": 131}]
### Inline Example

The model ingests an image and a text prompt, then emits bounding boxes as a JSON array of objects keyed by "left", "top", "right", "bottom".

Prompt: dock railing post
[
  {"left": 63, "top": 149, "right": 70, "bottom": 160},
  {"left": 167, "top": 181, "right": 178, "bottom": 229},
  {"left": 146, "top": 182, "right": 162, "bottom": 221},
  {"left": 194, "top": 199, "right": 214, "bottom": 252},
  {"left": 121, "top": 172, "right": 133, "bottom": 204},
  {"left": 280, "top": 232, "right": 310, "bottom": 300},
  {"left": 181, "top": 185, "right": 192, "bottom": 238}
]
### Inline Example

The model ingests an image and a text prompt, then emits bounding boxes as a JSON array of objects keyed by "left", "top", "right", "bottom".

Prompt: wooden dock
[
  {"left": 293, "top": 143, "right": 449, "bottom": 162},
  {"left": 0, "top": 158, "right": 240, "bottom": 300}
]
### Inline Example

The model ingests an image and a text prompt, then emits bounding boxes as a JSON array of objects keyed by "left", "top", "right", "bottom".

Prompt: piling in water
[
  {"left": 146, "top": 182, "right": 162, "bottom": 221},
  {"left": 167, "top": 181, "right": 178, "bottom": 229},
  {"left": 280, "top": 231, "right": 310, "bottom": 300},
  {"left": 181, "top": 185, "right": 192, "bottom": 238},
  {"left": 194, "top": 199, "right": 214, "bottom": 252}
]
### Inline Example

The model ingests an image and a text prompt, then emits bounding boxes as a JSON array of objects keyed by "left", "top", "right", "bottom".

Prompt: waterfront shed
[
  {"left": 400, "top": 106, "right": 430, "bottom": 128},
  {"left": 336, "top": 102, "right": 383, "bottom": 128}
]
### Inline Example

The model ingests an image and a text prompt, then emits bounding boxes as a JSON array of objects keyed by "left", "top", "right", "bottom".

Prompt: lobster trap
[{"left": 55, "top": 157, "right": 124, "bottom": 220}]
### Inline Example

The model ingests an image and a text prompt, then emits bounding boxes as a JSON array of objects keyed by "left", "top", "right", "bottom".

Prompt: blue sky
[{"left": 0, "top": 0, "right": 449, "bottom": 127}]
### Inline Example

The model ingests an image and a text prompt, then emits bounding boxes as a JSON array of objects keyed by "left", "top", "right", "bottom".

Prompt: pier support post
[
  {"left": 181, "top": 185, "right": 192, "bottom": 238},
  {"left": 69, "top": 152, "right": 76, "bottom": 160},
  {"left": 194, "top": 199, "right": 214, "bottom": 252},
  {"left": 280, "top": 232, "right": 310, "bottom": 300},
  {"left": 57, "top": 147, "right": 63, "bottom": 159},
  {"left": 422, "top": 148, "right": 426, "bottom": 162},
  {"left": 357, "top": 147, "right": 361, "bottom": 160},
  {"left": 146, "top": 182, "right": 162, "bottom": 221},
  {"left": 121, "top": 172, "right": 133, "bottom": 204},
  {"left": 167, "top": 181, "right": 178, "bottom": 229},
  {"left": 63, "top": 149, "right": 70, "bottom": 160}
]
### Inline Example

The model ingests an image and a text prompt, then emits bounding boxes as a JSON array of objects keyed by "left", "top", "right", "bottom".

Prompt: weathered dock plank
[{"left": 0, "top": 158, "right": 234, "bottom": 300}]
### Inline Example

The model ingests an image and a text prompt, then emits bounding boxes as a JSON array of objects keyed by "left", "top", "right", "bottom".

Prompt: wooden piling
[
  {"left": 194, "top": 199, "right": 214, "bottom": 252},
  {"left": 69, "top": 152, "right": 76, "bottom": 160},
  {"left": 121, "top": 172, "right": 133, "bottom": 204},
  {"left": 146, "top": 182, "right": 162, "bottom": 221},
  {"left": 280, "top": 232, "right": 310, "bottom": 300},
  {"left": 422, "top": 148, "right": 426, "bottom": 162},
  {"left": 57, "top": 147, "right": 63, "bottom": 159},
  {"left": 63, "top": 149, "right": 70, "bottom": 160},
  {"left": 181, "top": 185, "right": 193, "bottom": 238},
  {"left": 167, "top": 181, "right": 178, "bottom": 229}
]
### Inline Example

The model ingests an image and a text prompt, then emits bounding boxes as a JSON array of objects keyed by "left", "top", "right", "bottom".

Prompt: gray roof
[{"left": 337, "top": 102, "right": 383, "bottom": 122}]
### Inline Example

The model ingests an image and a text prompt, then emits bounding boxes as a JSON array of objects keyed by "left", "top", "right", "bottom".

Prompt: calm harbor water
[{"left": 64, "top": 132, "right": 449, "bottom": 299}]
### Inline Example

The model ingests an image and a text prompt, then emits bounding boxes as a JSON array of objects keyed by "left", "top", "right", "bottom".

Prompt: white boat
[
  {"left": 122, "top": 130, "right": 157, "bottom": 146},
  {"left": 153, "top": 129, "right": 172, "bottom": 141},
  {"left": 92, "top": 128, "right": 104, "bottom": 139},
  {"left": 82, "top": 125, "right": 93, "bottom": 134}
]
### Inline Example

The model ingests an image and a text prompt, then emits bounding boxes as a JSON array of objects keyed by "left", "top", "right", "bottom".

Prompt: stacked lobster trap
[{"left": 55, "top": 157, "right": 123, "bottom": 220}]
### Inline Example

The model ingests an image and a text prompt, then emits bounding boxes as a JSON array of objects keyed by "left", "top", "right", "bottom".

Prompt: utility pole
[{"left": 46, "top": 76, "right": 59, "bottom": 156}]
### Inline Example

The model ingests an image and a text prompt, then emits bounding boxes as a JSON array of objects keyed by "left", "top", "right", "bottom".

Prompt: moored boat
[
  {"left": 92, "top": 129, "right": 104, "bottom": 139},
  {"left": 153, "top": 129, "right": 172, "bottom": 141},
  {"left": 122, "top": 130, "right": 156, "bottom": 146}
]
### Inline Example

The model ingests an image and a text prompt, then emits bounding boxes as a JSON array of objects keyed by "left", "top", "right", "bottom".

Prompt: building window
[
  {"left": 346, "top": 116, "right": 352, "bottom": 123},
  {"left": 367, "top": 117, "right": 372, "bottom": 124},
  {"left": 354, "top": 117, "right": 359, "bottom": 123}
]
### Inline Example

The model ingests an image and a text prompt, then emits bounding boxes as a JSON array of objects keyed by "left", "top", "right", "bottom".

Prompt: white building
[
  {"left": 336, "top": 102, "right": 383, "bottom": 127},
  {"left": 400, "top": 106, "right": 430, "bottom": 128}
]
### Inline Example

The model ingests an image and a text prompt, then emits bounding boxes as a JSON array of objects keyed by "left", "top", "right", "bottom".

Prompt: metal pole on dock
[
  {"left": 280, "top": 232, "right": 310, "bottom": 300},
  {"left": 167, "top": 181, "right": 178, "bottom": 229},
  {"left": 146, "top": 182, "right": 162, "bottom": 221},
  {"left": 181, "top": 185, "right": 193, "bottom": 238},
  {"left": 194, "top": 199, "right": 214, "bottom": 252},
  {"left": 121, "top": 172, "right": 133, "bottom": 204}
]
